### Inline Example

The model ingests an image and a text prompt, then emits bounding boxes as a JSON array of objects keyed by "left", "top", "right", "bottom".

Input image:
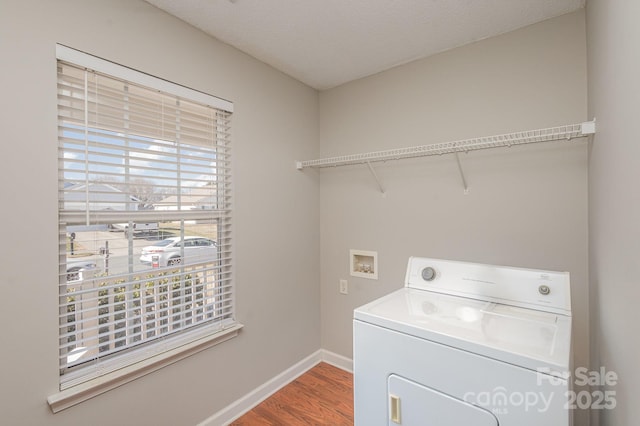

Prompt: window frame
[{"left": 49, "top": 45, "right": 241, "bottom": 413}]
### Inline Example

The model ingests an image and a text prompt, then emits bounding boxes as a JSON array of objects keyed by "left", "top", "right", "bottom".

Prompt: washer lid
[{"left": 354, "top": 287, "right": 572, "bottom": 374}]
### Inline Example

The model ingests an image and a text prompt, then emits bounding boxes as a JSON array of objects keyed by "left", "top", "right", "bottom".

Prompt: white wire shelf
[{"left": 296, "top": 121, "right": 596, "bottom": 170}]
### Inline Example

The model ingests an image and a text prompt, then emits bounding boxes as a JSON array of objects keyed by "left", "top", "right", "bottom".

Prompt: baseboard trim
[
  {"left": 198, "top": 349, "right": 352, "bottom": 426},
  {"left": 319, "top": 348, "right": 353, "bottom": 373}
]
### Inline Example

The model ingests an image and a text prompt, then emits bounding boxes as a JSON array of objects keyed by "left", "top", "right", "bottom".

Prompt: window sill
[{"left": 47, "top": 323, "right": 243, "bottom": 413}]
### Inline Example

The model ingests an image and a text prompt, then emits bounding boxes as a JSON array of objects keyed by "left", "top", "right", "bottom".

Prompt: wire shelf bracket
[{"left": 296, "top": 120, "right": 596, "bottom": 194}]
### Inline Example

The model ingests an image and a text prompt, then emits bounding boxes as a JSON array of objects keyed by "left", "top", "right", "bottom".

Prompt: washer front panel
[{"left": 354, "top": 320, "right": 570, "bottom": 426}]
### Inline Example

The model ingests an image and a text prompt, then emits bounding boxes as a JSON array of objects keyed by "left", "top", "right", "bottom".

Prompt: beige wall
[
  {"left": 0, "top": 1, "right": 320, "bottom": 425},
  {"left": 587, "top": 1, "right": 640, "bottom": 425},
  {"left": 318, "top": 9, "right": 589, "bottom": 423}
]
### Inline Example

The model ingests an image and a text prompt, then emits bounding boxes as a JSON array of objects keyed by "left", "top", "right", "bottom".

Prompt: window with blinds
[{"left": 56, "top": 47, "right": 234, "bottom": 389}]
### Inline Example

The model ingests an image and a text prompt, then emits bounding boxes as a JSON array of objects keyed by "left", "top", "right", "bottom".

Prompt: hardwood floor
[{"left": 230, "top": 362, "right": 354, "bottom": 425}]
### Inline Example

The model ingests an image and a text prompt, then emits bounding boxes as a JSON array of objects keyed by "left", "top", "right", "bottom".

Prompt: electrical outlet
[{"left": 339, "top": 279, "right": 348, "bottom": 295}]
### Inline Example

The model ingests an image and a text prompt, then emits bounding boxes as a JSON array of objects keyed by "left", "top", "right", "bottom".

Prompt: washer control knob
[
  {"left": 538, "top": 285, "right": 551, "bottom": 295},
  {"left": 421, "top": 267, "right": 436, "bottom": 281}
]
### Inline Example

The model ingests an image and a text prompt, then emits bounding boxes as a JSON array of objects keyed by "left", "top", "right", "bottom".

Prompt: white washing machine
[{"left": 353, "top": 257, "right": 573, "bottom": 426}]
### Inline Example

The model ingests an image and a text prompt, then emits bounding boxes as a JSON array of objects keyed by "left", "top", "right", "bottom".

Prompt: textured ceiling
[{"left": 145, "top": 0, "right": 585, "bottom": 90}]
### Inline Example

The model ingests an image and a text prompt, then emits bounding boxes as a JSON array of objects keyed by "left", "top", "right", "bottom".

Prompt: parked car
[
  {"left": 67, "top": 260, "right": 100, "bottom": 282},
  {"left": 111, "top": 222, "right": 159, "bottom": 238},
  {"left": 140, "top": 236, "right": 217, "bottom": 267}
]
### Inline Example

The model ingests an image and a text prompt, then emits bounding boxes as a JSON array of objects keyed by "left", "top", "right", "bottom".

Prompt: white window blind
[{"left": 57, "top": 50, "right": 234, "bottom": 389}]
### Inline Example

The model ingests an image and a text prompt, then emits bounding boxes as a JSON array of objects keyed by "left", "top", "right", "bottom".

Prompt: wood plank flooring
[{"left": 230, "top": 362, "right": 354, "bottom": 425}]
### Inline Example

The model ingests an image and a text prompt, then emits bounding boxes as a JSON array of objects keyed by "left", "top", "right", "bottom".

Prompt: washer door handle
[{"left": 390, "top": 394, "right": 401, "bottom": 424}]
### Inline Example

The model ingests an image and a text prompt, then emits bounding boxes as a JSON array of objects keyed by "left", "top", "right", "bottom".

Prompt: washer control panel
[{"left": 405, "top": 257, "right": 571, "bottom": 316}]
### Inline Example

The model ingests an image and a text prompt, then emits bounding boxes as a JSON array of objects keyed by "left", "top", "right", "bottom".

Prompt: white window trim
[
  {"left": 50, "top": 44, "right": 238, "bottom": 412},
  {"left": 48, "top": 324, "right": 243, "bottom": 413}
]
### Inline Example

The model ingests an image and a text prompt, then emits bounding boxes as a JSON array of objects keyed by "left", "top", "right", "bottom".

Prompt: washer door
[{"left": 388, "top": 375, "right": 498, "bottom": 426}]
